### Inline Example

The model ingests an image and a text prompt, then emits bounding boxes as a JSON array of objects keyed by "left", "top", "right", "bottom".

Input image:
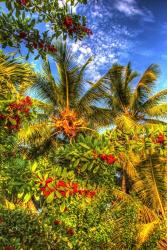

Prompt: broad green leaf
[
  {"left": 46, "top": 192, "right": 54, "bottom": 203},
  {"left": 60, "top": 202, "right": 66, "bottom": 212},
  {"left": 24, "top": 193, "right": 31, "bottom": 203}
]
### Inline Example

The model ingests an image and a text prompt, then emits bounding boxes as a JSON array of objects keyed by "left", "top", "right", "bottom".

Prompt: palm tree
[
  {"left": 98, "top": 62, "right": 167, "bottom": 130},
  {"left": 0, "top": 51, "right": 35, "bottom": 100},
  {"left": 19, "top": 43, "right": 111, "bottom": 151},
  {"left": 107, "top": 134, "right": 167, "bottom": 249}
]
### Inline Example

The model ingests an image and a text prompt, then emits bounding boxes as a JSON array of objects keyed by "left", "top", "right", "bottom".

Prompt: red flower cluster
[
  {"left": 9, "top": 96, "right": 32, "bottom": 114},
  {"left": 18, "top": 32, "right": 57, "bottom": 53},
  {"left": 38, "top": 177, "right": 96, "bottom": 199},
  {"left": 0, "top": 96, "right": 32, "bottom": 131},
  {"left": 99, "top": 153, "right": 117, "bottom": 165},
  {"left": 64, "top": 16, "right": 93, "bottom": 36},
  {"left": 156, "top": 134, "right": 165, "bottom": 144}
]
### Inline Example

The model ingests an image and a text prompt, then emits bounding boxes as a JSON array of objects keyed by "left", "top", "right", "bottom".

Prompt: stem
[
  {"left": 121, "top": 170, "right": 126, "bottom": 193},
  {"left": 65, "top": 66, "right": 69, "bottom": 109}
]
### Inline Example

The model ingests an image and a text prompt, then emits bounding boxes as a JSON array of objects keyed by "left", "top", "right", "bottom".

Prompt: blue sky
[
  {"left": 73, "top": 0, "right": 167, "bottom": 91},
  {"left": 1, "top": 0, "right": 167, "bottom": 91}
]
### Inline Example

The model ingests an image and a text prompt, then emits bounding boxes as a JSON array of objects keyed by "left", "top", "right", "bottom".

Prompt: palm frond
[
  {"left": 0, "top": 52, "right": 35, "bottom": 99},
  {"left": 132, "top": 154, "right": 167, "bottom": 217},
  {"left": 131, "top": 64, "right": 160, "bottom": 110}
]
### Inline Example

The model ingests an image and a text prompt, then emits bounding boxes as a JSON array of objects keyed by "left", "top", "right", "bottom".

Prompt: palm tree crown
[
  {"left": 19, "top": 43, "right": 111, "bottom": 148},
  {"left": 99, "top": 62, "right": 167, "bottom": 129}
]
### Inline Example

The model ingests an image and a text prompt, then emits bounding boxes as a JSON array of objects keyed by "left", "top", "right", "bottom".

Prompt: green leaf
[
  {"left": 18, "top": 192, "right": 24, "bottom": 199},
  {"left": 31, "top": 162, "right": 37, "bottom": 173},
  {"left": 81, "top": 163, "right": 87, "bottom": 172},
  {"left": 93, "top": 166, "right": 99, "bottom": 173},
  {"left": 46, "top": 192, "right": 54, "bottom": 203},
  {"left": 55, "top": 190, "right": 62, "bottom": 198},
  {"left": 79, "top": 143, "right": 90, "bottom": 149},
  {"left": 60, "top": 202, "right": 66, "bottom": 212},
  {"left": 23, "top": 193, "right": 31, "bottom": 203}
]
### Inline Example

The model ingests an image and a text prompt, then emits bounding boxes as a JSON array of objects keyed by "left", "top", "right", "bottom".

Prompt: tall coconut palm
[
  {"left": 98, "top": 62, "right": 167, "bottom": 130},
  {"left": 19, "top": 43, "right": 111, "bottom": 151}
]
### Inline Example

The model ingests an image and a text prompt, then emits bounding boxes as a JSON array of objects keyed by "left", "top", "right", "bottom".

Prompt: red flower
[
  {"left": 45, "top": 177, "right": 54, "bottom": 185},
  {"left": 156, "top": 134, "right": 165, "bottom": 144},
  {"left": 24, "top": 96, "right": 32, "bottom": 105},
  {"left": 54, "top": 220, "right": 61, "bottom": 225},
  {"left": 59, "top": 190, "right": 67, "bottom": 197},
  {"left": 19, "top": 32, "right": 27, "bottom": 39},
  {"left": 66, "top": 228, "right": 75, "bottom": 236},
  {"left": 43, "top": 190, "right": 52, "bottom": 197},
  {"left": 20, "top": 0, "right": 27, "bottom": 5},
  {"left": 99, "top": 153, "right": 116, "bottom": 165},
  {"left": 64, "top": 16, "right": 73, "bottom": 27},
  {"left": 56, "top": 180, "right": 67, "bottom": 188},
  {"left": 106, "top": 154, "right": 117, "bottom": 165},
  {"left": 23, "top": 108, "right": 30, "bottom": 114},
  {"left": 71, "top": 183, "right": 78, "bottom": 193},
  {"left": 99, "top": 154, "right": 107, "bottom": 161},
  {"left": 86, "top": 191, "right": 96, "bottom": 198},
  {"left": 78, "top": 189, "right": 85, "bottom": 195}
]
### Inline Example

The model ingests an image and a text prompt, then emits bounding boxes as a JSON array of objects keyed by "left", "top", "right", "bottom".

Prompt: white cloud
[{"left": 114, "top": 0, "right": 154, "bottom": 22}]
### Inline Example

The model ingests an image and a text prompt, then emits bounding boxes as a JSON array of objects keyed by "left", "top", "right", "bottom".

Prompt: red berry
[
  {"left": 19, "top": 32, "right": 27, "bottom": 39},
  {"left": 0, "top": 114, "right": 5, "bottom": 119},
  {"left": 67, "top": 228, "right": 75, "bottom": 236},
  {"left": 54, "top": 220, "right": 61, "bottom": 225},
  {"left": 156, "top": 134, "right": 165, "bottom": 144},
  {"left": 39, "top": 42, "right": 44, "bottom": 49},
  {"left": 20, "top": 0, "right": 27, "bottom": 5},
  {"left": 33, "top": 42, "right": 38, "bottom": 49},
  {"left": 64, "top": 16, "right": 73, "bottom": 27}
]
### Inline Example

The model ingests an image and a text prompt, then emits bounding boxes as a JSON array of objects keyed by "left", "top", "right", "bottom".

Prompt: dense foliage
[
  {"left": 0, "top": 0, "right": 91, "bottom": 59},
  {"left": 1, "top": 2, "right": 167, "bottom": 248}
]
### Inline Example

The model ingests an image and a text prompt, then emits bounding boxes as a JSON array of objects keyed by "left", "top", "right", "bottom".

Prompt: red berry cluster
[
  {"left": 8, "top": 96, "right": 32, "bottom": 114},
  {"left": 99, "top": 154, "right": 117, "bottom": 165},
  {"left": 93, "top": 151, "right": 117, "bottom": 165},
  {"left": 38, "top": 177, "right": 96, "bottom": 199},
  {"left": 18, "top": 32, "right": 57, "bottom": 53},
  {"left": 64, "top": 16, "right": 93, "bottom": 36},
  {"left": 0, "top": 96, "right": 32, "bottom": 131},
  {"left": 156, "top": 134, "right": 165, "bottom": 144}
]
